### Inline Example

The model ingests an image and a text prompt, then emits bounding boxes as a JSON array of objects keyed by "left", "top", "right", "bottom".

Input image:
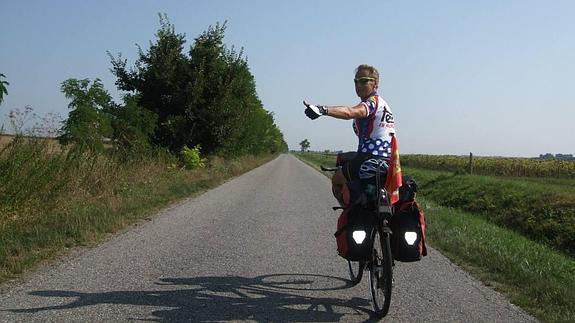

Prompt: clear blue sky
[{"left": 1, "top": 0, "right": 573, "bottom": 157}]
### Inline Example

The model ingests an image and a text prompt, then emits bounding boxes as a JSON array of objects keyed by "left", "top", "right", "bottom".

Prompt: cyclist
[{"left": 303, "top": 64, "right": 396, "bottom": 206}]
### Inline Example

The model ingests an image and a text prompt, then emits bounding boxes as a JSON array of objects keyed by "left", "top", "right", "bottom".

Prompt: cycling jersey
[{"left": 352, "top": 92, "right": 396, "bottom": 158}]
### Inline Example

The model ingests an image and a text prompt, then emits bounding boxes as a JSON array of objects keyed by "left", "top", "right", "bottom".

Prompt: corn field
[{"left": 401, "top": 154, "right": 575, "bottom": 178}]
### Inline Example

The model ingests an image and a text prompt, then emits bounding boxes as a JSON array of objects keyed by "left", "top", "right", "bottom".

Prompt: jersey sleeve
[{"left": 360, "top": 96, "right": 378, "bottom": 117}]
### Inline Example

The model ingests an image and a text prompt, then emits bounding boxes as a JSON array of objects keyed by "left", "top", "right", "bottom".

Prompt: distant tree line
[
  {"left": 58, "top": 14, "right": 287, "bottom": 157},
  {"left": 537, "top": 153, "right": 575, "bottom": 161}
]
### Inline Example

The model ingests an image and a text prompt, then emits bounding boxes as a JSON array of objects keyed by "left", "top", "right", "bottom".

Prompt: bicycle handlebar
[{"left": 320, "top": 165, "right": 338, "bottom": 172}]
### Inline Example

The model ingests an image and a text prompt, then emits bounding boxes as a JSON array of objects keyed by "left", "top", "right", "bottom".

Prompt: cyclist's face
[{"left": 354, "top": 70, "right": 378, "bottom": 99}]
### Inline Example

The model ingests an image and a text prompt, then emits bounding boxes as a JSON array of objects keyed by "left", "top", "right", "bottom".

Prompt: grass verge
[
  {"left": 404, "top": 167, "right": 575, "bottom": 257},
  {"left": 295, "top": 152, "right": 575, "bottom": 322},
  {"left": 0, "top": 137, "right": 277, "bottom": 284},
  {"left": 421, "top": 197, "right": 575, "bottom": 322}
]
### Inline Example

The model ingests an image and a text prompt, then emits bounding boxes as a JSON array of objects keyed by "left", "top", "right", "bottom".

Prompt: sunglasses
[{"left": 354, "top": 77, "right": 376, "bottom": 84}]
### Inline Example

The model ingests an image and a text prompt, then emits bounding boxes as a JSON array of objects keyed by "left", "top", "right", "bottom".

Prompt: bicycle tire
[
  {"left": 347, "top": 260, "right": 364, "bottom": 285},
  {"left": 369, "top": 227, "right": 393, "bottom": 318}
]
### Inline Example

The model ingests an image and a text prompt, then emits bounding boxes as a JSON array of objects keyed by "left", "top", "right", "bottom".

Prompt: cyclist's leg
[
  {"left": 332, "top": 154, "right": 360, "bottom": 205},
  {"left": 333, "top": 154, "right": 369, "bottom": 205},
  {"left": 332, "top": 169, "right": 346, "bottom": 206}
]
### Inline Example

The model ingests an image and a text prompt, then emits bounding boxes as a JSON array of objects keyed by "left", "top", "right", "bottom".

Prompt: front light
[
  {"left": 352, "top": 230, "right": 366, "bottom": 244},
  {"left": 404, "top": 232, "right": 417, "bottom": 245}
]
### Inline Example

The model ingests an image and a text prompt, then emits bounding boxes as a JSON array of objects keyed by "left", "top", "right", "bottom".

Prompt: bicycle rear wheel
[
  {"left": 369, "top": 227, "right": 393, "bottom": 317},
  {"left": 348, "top": 260, "right": 364, "bottom": 285}
]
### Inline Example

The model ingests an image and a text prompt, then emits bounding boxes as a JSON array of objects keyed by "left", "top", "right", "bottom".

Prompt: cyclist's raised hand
[{"left": 303, "top": 100, "right": 327, "bottom": 120}]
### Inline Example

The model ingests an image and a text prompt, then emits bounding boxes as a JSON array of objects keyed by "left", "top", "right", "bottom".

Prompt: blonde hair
[{"left": 355, "top": 64, "right": 379, "bottom": 84}]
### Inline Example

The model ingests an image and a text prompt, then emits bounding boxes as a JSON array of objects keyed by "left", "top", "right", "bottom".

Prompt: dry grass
[
  {"left": 0, "top": 136, "right": 277, "bottom": 283},
  {"left": 0, "top": 134, "right": 63, "bottom": 154}
]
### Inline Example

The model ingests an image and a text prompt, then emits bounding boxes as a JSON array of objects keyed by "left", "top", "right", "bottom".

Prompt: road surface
[{"left": 0, "top": 154, "right": 536, "bottom": 322}]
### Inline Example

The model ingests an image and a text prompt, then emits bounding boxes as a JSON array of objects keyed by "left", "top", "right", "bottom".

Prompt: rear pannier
[
  {"left": 389, "top": 176, "right": 427, "bottom": 262},
  {"left": 334, "top": 206, "right": 374, "bottom": 261},
  {"left": 390, "top": 200, "right": 427, "bottom": 262}
]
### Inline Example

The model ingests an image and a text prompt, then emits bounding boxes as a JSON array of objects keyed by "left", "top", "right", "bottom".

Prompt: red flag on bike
[{"left": 385, "top": 134, "right": 402, "bottom": 205}]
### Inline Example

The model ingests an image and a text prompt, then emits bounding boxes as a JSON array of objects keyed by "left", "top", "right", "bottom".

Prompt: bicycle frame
[{"left": 322, "top": 154, "right": 394, "bottom": 318}]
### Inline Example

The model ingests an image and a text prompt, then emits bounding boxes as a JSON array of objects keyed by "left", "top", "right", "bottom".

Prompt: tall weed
[
  {"left": 0, "top": 140, "right": 276, "bottom": 282},
  {"left": 0, "top": 136, "right": 70, "bottom": 217}
]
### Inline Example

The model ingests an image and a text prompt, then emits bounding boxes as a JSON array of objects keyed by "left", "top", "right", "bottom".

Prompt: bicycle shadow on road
[{"left": 6, "top": 273, "right": 379, "bottom": 322}]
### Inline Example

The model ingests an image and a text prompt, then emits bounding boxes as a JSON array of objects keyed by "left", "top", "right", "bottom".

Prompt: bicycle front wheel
[
  {"left": 369, "top": 227, "right": 393, "bottom": 317},
  {"left": 348, "top": 260, "right": 364, "bottom": 285}
]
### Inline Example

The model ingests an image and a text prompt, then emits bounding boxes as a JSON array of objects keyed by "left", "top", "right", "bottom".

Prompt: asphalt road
[{"left": 0, "top": 154, "right": 537, "bottom": 322}]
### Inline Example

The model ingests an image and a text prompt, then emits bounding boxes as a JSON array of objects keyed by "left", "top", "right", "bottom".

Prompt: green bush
[{"left": 181, "top": 145, "right": 205, "bottom": 169}]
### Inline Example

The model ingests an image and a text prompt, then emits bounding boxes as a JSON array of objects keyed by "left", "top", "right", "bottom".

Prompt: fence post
[{"left": 468, "top": 152, "right": 473, "bottom": 174}]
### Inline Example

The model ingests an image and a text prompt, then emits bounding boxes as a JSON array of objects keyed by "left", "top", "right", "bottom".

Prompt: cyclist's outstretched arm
[
  {"left": 324, "top": 104, "right": 367, "bottom": 120},
  {"left": 303, "top": 100, "right": 367, "bottom": 120}
]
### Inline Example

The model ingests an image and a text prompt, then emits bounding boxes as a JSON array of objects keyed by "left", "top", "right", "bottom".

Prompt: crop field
[
  {"left": 301, "top": 151, "right": 575, "bottom": 178},
  {"left": 0, "top": 134, "right": 63, "bottom": 154},
  {"left": 401, "top": 154, "right": 575, "bottom": 178}
]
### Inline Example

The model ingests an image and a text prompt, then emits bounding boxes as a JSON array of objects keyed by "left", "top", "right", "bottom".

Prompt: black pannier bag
[
  {"left": 335, "top": 205, "right": 375, "bottom": 261},
  {"left": 389, "top": 176, "right": 428, "bottom": 262}
]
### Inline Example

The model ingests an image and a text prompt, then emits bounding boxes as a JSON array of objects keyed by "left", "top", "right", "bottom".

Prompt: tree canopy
[
  {"left": 108, "top": 14, "right": 287, "bottom": 156},
  {"left": 59, "top": 78, "right": 114, "bottom": 152},
  {"left": 299, "top": 139, "right": 310, "bottom": 152}
]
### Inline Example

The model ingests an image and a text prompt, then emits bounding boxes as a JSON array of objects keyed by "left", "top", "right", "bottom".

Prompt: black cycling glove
[{"left": 304, "top": 103, "right": 327, "bottom": 120}]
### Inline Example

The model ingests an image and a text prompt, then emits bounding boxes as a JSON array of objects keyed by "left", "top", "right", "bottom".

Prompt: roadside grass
[
  {"left": 295, "top": 152, "right": 575, "bottom": 322},
  {"left": 0, "top": 137, "right": 276, "bottom": 283},
  {"left": 422, "top": 197, "right": 575, "bottom": 323},
  {"left": 404, "top": 167, "right": 575, "bottom": 257}
]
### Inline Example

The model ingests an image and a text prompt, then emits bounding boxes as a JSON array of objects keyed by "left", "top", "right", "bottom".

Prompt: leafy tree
[
  {"left": 109, "top": 14, "right": 287, "bottom": 156},
  {"left": 0, "top": 73, "right": 9, "bottom": 105},
  {"left": 110, "top": 13, "right": 190, "bottom": 152},
  {"left": 300, "top": 139, "right": 310, "bottom": 152},
  {"left": 59, "top": 78, "right": 113, "bottom": 152},
  {"left": 185, "top": 22, "right": 286, "bottom": 156},
  {"left": 109, "top": 94, "right": 157, "bottom": 155}
]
